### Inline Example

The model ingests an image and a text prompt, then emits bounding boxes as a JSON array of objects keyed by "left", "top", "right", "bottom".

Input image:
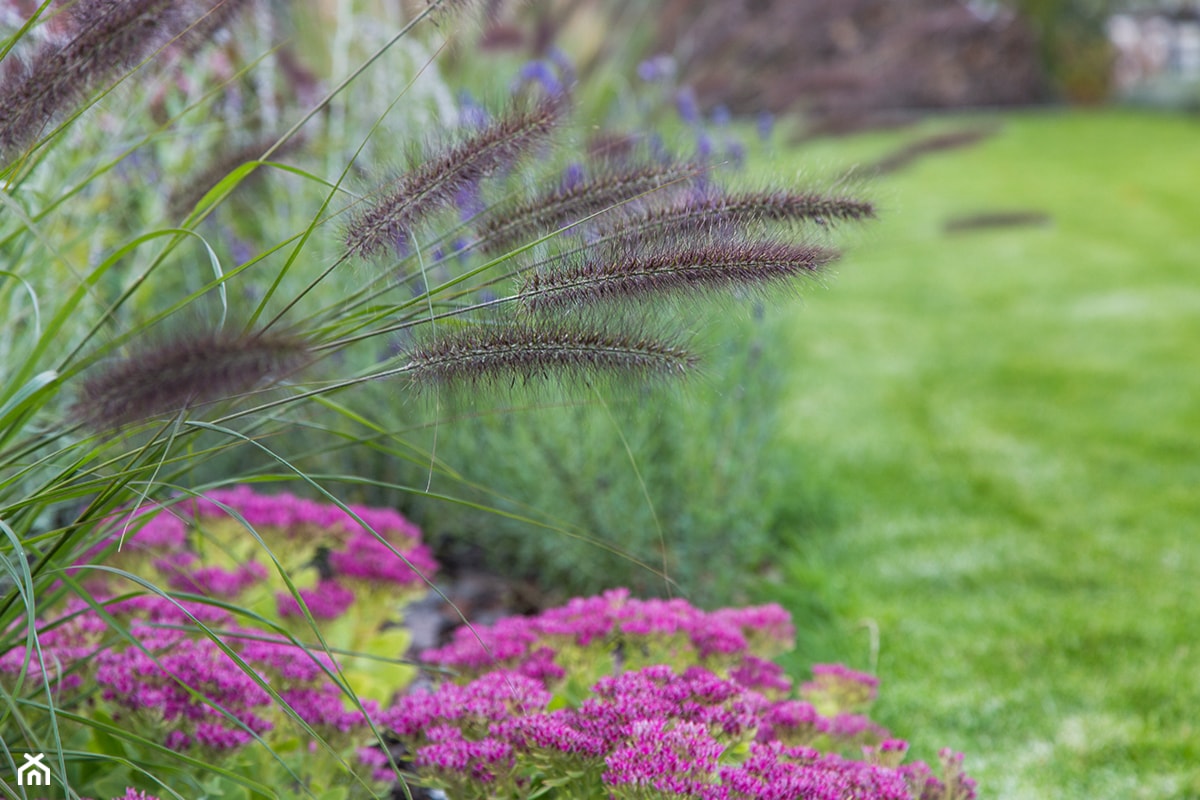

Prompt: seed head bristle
[
  {"left": 344, "top": 94, "right": 565, "bottom": 261},
  {"left": 404, "top": 320, "right": 696, "bottom": 388},
  {"left": 76, "top": 328, "right": 316, "bottom": 432},
  {"left": 475, "top": 161, "right": 703, "bottom": 256},
  {"left": 0, "top": 0, "right": 180, "bottom": 159},
  {"left": 518, "top": 239, "right": 838, "bottom": 311}
]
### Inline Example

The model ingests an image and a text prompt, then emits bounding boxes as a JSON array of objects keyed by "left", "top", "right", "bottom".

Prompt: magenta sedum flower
[
  {"left": 158, "top": 558, "right": 267, "bottom": 599},
  {"left": 388, "top": 591, "right": 974, "bottom": 800},
  {"left": 95, "top": 623, "right": 274, "bottom": 750},
  {"left": 0, "top": 598, "right": 107, "bottom": 691},
  {"left": 275, "top": 579, "right": 356, "bottom": 620},
  {"left": 382, "top": 670, "right": 550, "bottom": 738},
  {"left": 113, "top": 790, "right": 162, "bottom": 800},
  {"left": 604, "top": 719, "right": 724, "bottom": 795},
  {"left": 415, "top": 724, "right": 514, "bottom": 783},
  {"left": 327, "top": 531, "right": 438, "bottom": 587},
  {"left": 183, "top": 486, "right": 426, "bottom": 549},
  {"left": 421, "top": 588, "right": 795, "bottom": 681},
  {"left": 803, "top": 663, "right": 881, "bottom": 712}
]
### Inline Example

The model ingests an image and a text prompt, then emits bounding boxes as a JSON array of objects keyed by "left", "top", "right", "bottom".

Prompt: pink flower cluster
[
  {"left": 802, "top": 662, "right": 881, "bottom": 711},
  {"left": 182, "top": 486, "right": 440, "bottom": 591},
  {"left": 382, "top": 594, "right": 977, "bottom": 800},
  {"left": 182, "top": 485, "right": 423, "bottom": 547},
  {"left": 760, "top": 699, "right": 890, "bottom": 752},
  {"left": 421, "top": 587, "right": 794, "bottom": 687},
  {"left": 94, "top": 618, "right": 376, "bottom": 750},
  {"left": 89, "top": 487, "right": 438, "bottom": 616},
  {"left": 382, "top": 660, "right": 973, "bottom": 800},
  {"left": 719, "top": 742, "right": 915, "bottom": 800},
  {"left": 95, "top": 623, "right": 274, "bottom": 750},
  {"left": 100, "top": 505, "right": 189, "bottom": 552},
  {"left": 153, "top": 553, "right": 268, "bottom": 599},
  {"left": 275, "top": 579, "right": 357, "bottom": 620},
  {"left": 0, "top": 598, "right": 107, "bottom": 691}
]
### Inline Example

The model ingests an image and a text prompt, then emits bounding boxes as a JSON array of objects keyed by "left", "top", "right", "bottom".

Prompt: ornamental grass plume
[
  {"left": 75, "top": 327, "right": 316, "bottom": 432},
  {"left": 343, "top": 93, "right": 566, "bottom": 260},
  {"left": 0, "top": 0, "right": 177, "bottom": 158},
  {"left": 597, "top": 187, "right": 877, "bottom": 241},
  {"left": 474, "top": 160, "right": 704, "bottom": 255},
  {"left": 518, "top": 238, "right": 837, "bottom": 311},
  {"left": 402, "top": 319, "right": 697, "bottom": 389},
  {"left": 0, "top": 0, "right": 252, "bottom": 161}
]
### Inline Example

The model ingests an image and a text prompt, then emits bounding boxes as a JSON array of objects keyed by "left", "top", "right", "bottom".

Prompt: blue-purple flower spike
[{"left": 675, "top": 87, "right": 701, "bottom": 125}]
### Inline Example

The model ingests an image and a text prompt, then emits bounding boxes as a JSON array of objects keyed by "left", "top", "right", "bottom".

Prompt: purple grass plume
[
  {"left": 0, "top": 0, "right": 186, "bottom": 158},
  {"left": 76, "top": 327, "right": 316, "bottom": 432},
  {"left": 519, "top": 239, "right": 838, "bottom": 311},
  {"left": 598, "top": 188, "right": 876, "bottom": 242},
  {"left": 475, "top": 161, "right": 702, "bottom": 256},
  {"left": 344, "top": 94, "right": 565, "bottom": 261},
  {"left": 403, "top": 320, "right": 697, "bottom": 388}
]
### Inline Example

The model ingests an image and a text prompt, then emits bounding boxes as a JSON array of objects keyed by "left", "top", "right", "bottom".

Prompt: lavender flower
[
  {"left": 757, "top": 111, "right": 776, "bottom": 142},
  {"left": 637, "top": 54, "right": 677, "bottom": 83},
  {"left": 675, "top": 87, "right": 701, "bottom": 125},
  {"left": 511, "top": 60, "right": 562, "bottom": 96},
  {"left": 456, "top": 90, "right": 489, "bottom": 129}
]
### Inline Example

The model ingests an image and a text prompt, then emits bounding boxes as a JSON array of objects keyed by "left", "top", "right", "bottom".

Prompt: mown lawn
[{"left": 768, "top": 110, "right": 1200, "bottom": 799}]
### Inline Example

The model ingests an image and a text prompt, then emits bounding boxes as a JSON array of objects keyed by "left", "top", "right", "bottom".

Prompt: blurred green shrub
[{"left": 417, "top": 309, "right": 808, "bottom": 603}]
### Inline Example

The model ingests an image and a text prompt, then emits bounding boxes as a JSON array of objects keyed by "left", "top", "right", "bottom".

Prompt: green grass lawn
[{"left": 768, "top": 110, "right": 1200, "bottom": 799}]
